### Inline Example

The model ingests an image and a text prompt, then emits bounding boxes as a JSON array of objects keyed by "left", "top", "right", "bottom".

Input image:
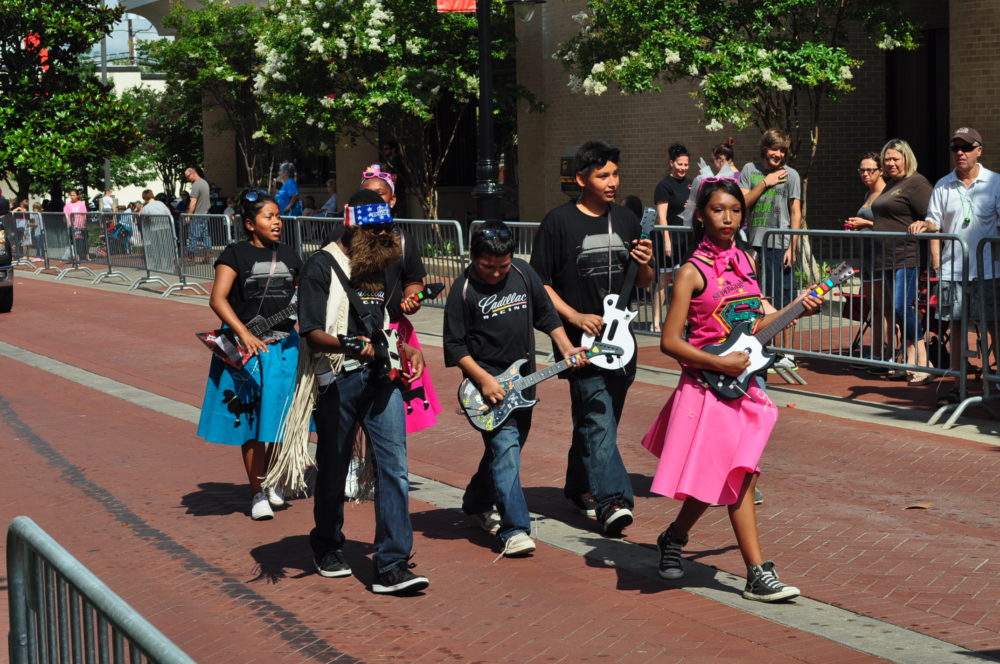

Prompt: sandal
[
  {"left": 886, "top": 369, "right": 909, "bottom": 381},
  {"left": 935, "top": 389, "right": 961, "bottom": 407},
  {"left": 907, "top": 371, "right": 933, "bottom": 386}
]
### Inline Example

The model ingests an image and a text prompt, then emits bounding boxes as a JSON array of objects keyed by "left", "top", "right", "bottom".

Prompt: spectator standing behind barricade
[
  {"left": 223, "top": 197, "right": 238, "bottom": 223},
  {"left": 272, "top": 162, "right": 303, "bottom": 217},
  {"left": 321, "top": 178, "right": 338, "bottom": 216},
  {"left": 910, "top": 127, "right": 1000, "bottom": 403},
  {"left": 530, "top": 140, "right": 654, "bottom": 537},
  {"left": 175, "top": 191, "right": 190, "bottom": 218},
  {"left": 680, "top": 138, "right": 739, "bottom": 227},
  {"left": 443, "top": 221, "right": 589, "bottom": 557},
  {"left": 29, "top": 203, "right": 44, "bottom": 261},
  {"left": 184, "top": 166, "right": 213, "bottom": 263},
  {"left": 301, "top": 195, "right": 318, "bottom": 217},
  {"left": 360, "top": 163, "right": 442, "bottom": 434},
  {"left": 63, "top": 189, "right": 89, "bottom": 261},
  {"left": 843, "top": 152, "right": 886, "bottom": 365},
  {"left": 12, "top": 199, "right": 27, "bottom": 254},
  {"left": 871, "top": 138, "right": 931, "bottom": 385},
  {"left": 739, "top": 129, "right": 802, "bottom": 372},
  {"left": 652, "top": 142, "right": 692, "bottom": 332},
  {"left": 0, "top": 188, "right": 10, "bottom": 217},
  {"left": 196, "top": 190, "right": 302, "bottom": 521},
  {"left": 140, "top": 189, "right": 172, "bottom": 218},
  {"left": 101, "top": 190, "right": 114, "bottom": 214}
]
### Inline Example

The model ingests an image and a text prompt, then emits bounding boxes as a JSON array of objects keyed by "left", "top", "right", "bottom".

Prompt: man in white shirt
[{"left": 910, "top": 127, "right": 1000, "bottom": 402}]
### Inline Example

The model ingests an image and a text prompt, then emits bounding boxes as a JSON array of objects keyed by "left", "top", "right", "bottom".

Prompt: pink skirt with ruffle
[{"left": 390, "top": 316, "right": 442, "bottom": 434}]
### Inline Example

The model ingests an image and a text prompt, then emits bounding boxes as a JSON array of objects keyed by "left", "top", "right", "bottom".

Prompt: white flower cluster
[
  {"left": 838, "top": 65, "right": 853, "bottom": 80},
  {"left": 582, "top": 76, "right": 607, "bottom": 95},
  {"left": 571, "top": 11, "right": 589, "bottom": 24},
  {"left": 705, "top": 118, "right": 723, "bottom": 132},
  {"left": 664, "top": 49, "right": 680, "bottom": 65},
  {"left": 759, "top": 67, "right": 791, "bottom": 91},
  {"left": 258, "top": 45, "right": 289, "bottom": 83},
  {"left": 877, "top": 35, "right": 901, "bottom": 50}
]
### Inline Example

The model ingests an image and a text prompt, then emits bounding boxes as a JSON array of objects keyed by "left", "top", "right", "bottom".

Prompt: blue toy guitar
[
  {"left": 581, "top": 207, "right": 656, "bottom": 371},
  {"left": 457, "top": 342, "right": 624, "bottom": 432}
]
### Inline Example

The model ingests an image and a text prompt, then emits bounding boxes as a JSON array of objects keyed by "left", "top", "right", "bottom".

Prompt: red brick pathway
[{"left": 1, "top": 274, "right": 998, "bottom": 662}]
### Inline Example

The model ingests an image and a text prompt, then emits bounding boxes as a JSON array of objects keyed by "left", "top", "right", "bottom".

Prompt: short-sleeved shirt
[
  {"left": 653, "top": 176, "right": 692, "bottom": 226},
  {"left": 738, "top": 161, "right": 801, "bottom": 249},
  {"left": 215, "top": 241, "right": 301, "bottom": 332},
  {"left": 443, "top": 258, "right": 562, "bottom": 398},
  {"left": 189, "top": 178, "right": 211, "bottom": 215},
  {"left": 385, "top": 227, "right": 427, "bottom": 321},
  {"left": 872, "top": 173, "right": 932, "bottom": 270},
  {"left": 926, "top": 165, "right": 1000, "bottom": 281},
  {"left": 530, "top": 200, "right": 642, "bottom": 374},
  {"left": 275, "top": 179, "right": 303, "bottom": 217}
]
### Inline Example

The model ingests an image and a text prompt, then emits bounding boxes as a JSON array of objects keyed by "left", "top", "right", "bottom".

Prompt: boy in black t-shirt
[
  {"left": 445, "top": 221, "right": 586, "bottom": 556},
  {"left": 529, "top": 141, "right": 654, "bottom": 537}
]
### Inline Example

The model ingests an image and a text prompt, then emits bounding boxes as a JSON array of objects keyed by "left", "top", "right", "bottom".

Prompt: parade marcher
[
  {"left": 196, "top": 191, "right": 301, "bottom": 521},
  {"left": 739, "top": 129, "right": 802, "bottom": 372},
  {"left": 641, "top": 178, "right": 823, "bottom": 601},
  {"left": 530, "top": 140, "right": 654, "bottom": 536},
  {"left": 910, "top": 127, "right": 1000, "bottom": 403},
  {"left": 444, "top": 221, "right": 588, "bottom": 556},
  {"left": 280, "top": 189, "right": 430, "bottom": 595}
]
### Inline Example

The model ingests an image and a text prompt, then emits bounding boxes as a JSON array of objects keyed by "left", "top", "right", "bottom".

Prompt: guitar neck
[
  {"left": 611, "top": 207, "right": 656, "bottom": 312},
  {"left": 512, "top": 354, "right": 583, "bottom": 391},
  {"left": 248, "top": 302, "right": 296, "bottom": 337},
  {"left": 753, "top": 300, "right": 807, "bottom": 345}
]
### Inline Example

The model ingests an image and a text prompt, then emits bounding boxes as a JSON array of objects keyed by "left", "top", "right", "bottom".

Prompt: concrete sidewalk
[{"left": 2, "top": 270, "right": 999, "bottom": 663}]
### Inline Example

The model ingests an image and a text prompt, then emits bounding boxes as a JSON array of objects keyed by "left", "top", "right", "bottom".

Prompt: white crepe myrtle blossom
[{"left": 705, "top": 118, "right": 723, "bottom": 131}]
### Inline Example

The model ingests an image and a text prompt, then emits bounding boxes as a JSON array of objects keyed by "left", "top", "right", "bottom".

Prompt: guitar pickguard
[{"left": 581, "top": 294, "right": 637, "bottom": 371}]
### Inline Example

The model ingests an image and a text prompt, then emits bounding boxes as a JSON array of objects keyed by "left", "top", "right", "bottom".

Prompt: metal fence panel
[{"left": 7, "top": 515, "right": 195, "bottom": 664}]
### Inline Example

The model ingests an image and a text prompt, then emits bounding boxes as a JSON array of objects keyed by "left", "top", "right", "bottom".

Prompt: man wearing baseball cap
[{"left": 910, "top": 127, "right": 1000, "bottom": 405}]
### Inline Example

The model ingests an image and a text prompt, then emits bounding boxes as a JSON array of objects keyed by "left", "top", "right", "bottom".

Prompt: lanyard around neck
[{"left": 957, "top": 178, "right": 978, "bottom": 228}]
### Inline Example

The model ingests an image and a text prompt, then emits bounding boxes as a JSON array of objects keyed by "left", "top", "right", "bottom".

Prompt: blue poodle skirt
[{"left": 197, "top": 332, "right": 300, "bottom": 446}]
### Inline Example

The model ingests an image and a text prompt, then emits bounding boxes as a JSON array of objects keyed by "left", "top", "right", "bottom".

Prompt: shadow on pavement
[
  {"left": 410, "top": 507, "right": 499, "bottom": 552},
  {"left": 181, "top": 481, "right": 251, "bottom": 517},
  {"left": 248, "top": 535, "right": 376, "bottom": 586}
]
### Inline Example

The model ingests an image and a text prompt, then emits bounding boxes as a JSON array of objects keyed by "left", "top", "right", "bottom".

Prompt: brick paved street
[{"left": 2, "top": 271, "right": 1000, "bottom": 663}]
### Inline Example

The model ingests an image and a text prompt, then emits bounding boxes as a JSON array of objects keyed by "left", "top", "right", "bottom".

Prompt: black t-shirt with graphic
[
  {"left": 297, "top": 249, "right": 398, "bottom": 338},
  {"left": 530, "top": 200, "right": 641, "bottom": 349},
  {"left": 215, "top": 241, "right": 301, "bottom": 332},
  {"left": 443, "top": 258, "right": 562, "bottom": 398}
]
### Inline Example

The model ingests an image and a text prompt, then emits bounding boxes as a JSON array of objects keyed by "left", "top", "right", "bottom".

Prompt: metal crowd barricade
[
  {"left": 395, "top": 218, "right": 465, "bottom": 307},
  {"left": 929, "top": 235, "right": 1000, "bottom": 428},
  {"left": 8, "top": 212, "right": 38, "bottom": 268},
  {"left": 287, "top": 215, "right": 341, "bottom": 257},
  {"left": 53, "top": 211, "right": 100, "bottom": 281},
  {"left": 36, "top": 213, "right": 71, "bottom": 276},
  {"left": 125, "top": 214, "right": 192, "bottom": 295},
  {"left": 7, "top": 515, "right": 196, "bottom": 664},
  {"left": 174, "top": 213, "right": 226, "bottom": 296},
  {"left": 760, "top": 229, "right": 971, "bottom": 414}
]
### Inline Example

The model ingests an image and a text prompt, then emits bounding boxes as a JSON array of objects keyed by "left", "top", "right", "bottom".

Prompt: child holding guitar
[
  {"left": 444, "top": 222, "right": 589, "bottom": 557},
  {"left": 641, "top": 178, "right": 824, "bottom": 602},
  {"left": 197, "top": 191, "right": 302, "bottom": 521}
]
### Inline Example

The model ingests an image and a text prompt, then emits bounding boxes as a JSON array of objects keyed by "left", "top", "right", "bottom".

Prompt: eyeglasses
[
  {"left": 243, "top": 190, "right": 268, "bottom": 203},
  {"left": 857, "top": 168, "right": 880, "bottom": 174},
  {"left": 362, "top": 222, "right": 396, "bottom": 234},
  {"left": 950, "top": 143, "right": 980, "bottom": 153},
  {"left": 478, "top": 228, "right": 512, "bottom": 240}
]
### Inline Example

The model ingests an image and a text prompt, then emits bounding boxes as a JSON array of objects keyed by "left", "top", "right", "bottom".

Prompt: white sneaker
[
  {"left": 472, "top": 510, "right": 502, "bottom": 534},
  {"left": 266, "top": 485, "right": 285, "bottom": 507},
  {"left": 251, "top": 491, "right": 274, "bottom": 520},
  {"left": 502, "top": 532, "right": 536, "bottom": 557}
]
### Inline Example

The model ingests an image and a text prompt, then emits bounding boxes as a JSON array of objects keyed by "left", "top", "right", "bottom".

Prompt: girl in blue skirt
[{"left": 197, "top": 191, "right": 302, "bottom": 520}]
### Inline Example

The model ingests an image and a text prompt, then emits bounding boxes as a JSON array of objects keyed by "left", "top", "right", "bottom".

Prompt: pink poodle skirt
[
  {"left": 389, "top": 316, "right": 442, "bottom": 434},
  {"left": 641, "top": 372, "right": 778, "bottom": 505}
]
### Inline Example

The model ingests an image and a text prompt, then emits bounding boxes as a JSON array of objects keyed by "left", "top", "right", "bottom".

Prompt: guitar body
[
  {"left": 581, "top": 294, "right": 637, "bottom": 371},
  {"left": 458, "top": 359, "right": 535, "bottom": 432},
  {"left": 699, "top": 321, "right": 775, "bottom": 399}
]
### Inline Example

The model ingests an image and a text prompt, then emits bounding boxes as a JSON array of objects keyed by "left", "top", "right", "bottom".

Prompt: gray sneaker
[
  {"left": 656, "top": 525, "right": 688, "bottom": 580},
  {"left": 743, "top": 561, "right": 800, "bottom": 602},
  {"left": 472, "top": 509, "right": 501, "bottom": 534}
]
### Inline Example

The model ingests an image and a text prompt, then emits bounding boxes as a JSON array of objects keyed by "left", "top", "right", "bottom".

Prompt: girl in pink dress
[{"left": 641, "top": 178, "right": 823, "bottom": 602}]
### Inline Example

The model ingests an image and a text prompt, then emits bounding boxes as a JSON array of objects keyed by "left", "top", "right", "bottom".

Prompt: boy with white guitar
[{"left": 530, "top": 141, "right": 654, "bottom": 537}]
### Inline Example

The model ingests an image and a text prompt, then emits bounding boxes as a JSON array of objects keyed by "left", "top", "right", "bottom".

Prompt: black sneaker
[
  {"left": 742, "top": 561, "right": 800, "bottom": 602},
  {"left": 314, "top": 550, "right": 352, "bottom": 578},
  {"left": 568, "top": 492, "right": 598, "bottom": 517},
  {"left": 656, "top": 525, "right": 688, "bottom": 580},
  {"left": 601, "top": 503, "right": 633, "bottom": 536},
  {"left": 371, "top": 562, "right": 429, "bottom": 595}
]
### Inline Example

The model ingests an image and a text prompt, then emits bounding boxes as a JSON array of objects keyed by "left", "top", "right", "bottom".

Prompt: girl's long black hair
[{"left": 686, "top": 178, "right": 752, "bottom": 258}]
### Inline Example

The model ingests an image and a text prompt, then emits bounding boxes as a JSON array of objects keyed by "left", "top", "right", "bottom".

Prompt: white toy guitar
[{"left": 581, "top": 207, "right": 656, "bottom": 371}]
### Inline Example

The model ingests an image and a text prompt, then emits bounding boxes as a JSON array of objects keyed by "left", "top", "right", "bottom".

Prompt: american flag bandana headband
[{"left": 343, "top": 202, "right": 393, "bottom": 227}]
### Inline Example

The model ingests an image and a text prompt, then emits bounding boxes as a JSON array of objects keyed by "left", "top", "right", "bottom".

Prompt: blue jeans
[
  {"left": 890, "top": 267, "right": 923, "bottom": 341},
  {"left": 758, "top": 246, "right": 795, "bottom": 310},
  {"left": 462, "top": 410, "right": 532, "bottom": 542},
  {"left": 310, "top": 367, "right": 413, "bottom": 574},
  {"left": 186, "top": 217, "right": 211, "bottom": 253},
  {"left": 565, "top": 371, "right": 634, "bottom": 518}
]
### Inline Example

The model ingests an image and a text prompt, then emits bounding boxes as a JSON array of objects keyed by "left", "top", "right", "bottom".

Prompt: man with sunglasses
[
  {"left": 530, "top": 140, "right": 654, "bottom": 537},
  {"left": 909, "top": 127, "right": 1000, "bottom": 403}
]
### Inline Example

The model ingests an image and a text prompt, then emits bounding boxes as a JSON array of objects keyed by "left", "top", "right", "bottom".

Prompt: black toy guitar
[
  {"left": 457, "top": 342, "right": 624, "bottom": 432},
  {"left": 700, "top": 262, "right": 855, "bottom": 399},
  {"left": 195, "top": 298, "right": 297, "bottom": 370},
  {"left": 581, "top": 207, "right": 656, "bottom": 371}
]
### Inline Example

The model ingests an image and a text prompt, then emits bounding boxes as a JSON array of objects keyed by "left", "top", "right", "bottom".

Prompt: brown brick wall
[
  {"left": 950, "top": 0, "right": 1000, "bottom": 153},
  {"left": 516, "top": 3, "right": 889, "bottom": 229}
]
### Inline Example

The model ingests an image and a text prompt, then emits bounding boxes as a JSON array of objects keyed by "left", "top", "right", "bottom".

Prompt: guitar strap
[{"left": 328, "top": 255, "right": 382, "bottom": 339}]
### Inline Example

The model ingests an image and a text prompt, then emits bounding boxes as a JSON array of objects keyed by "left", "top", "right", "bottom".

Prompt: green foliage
[
  {"left": 141, "top": 1, "right": 269, "bottom": 186},
  {"left": 0, "top": 0, "right": 143, "bottom": 200},
  {"left": 556, "top": 0, "right": 919, "bottom": 172},
  {"left": 255, "top": 0, "right": 535, "bottom": 218}
]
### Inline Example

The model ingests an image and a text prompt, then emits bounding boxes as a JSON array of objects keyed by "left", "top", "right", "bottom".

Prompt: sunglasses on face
[
  {"left": 243, "top": 190, "right": 268, "bottom": 203},
  {"left": 950, "top": 143, "right": 979, "bottom": 153},
  {"left": 858, "top": 168, "right": 880, "bottom": 174},
  {"left": 362, "top": 222, "right": 396, "bottom": 234},
  {"left": 479, "top": 228, "right": 512, "bottom": 240}
]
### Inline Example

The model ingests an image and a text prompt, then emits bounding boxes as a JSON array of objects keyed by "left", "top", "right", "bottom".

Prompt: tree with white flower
[
  {"left": 556, "top": 0, "right": 919, "bottom": 178},
  {"left": 255, "top": 0, "right": 536, "bottom": 218}
]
